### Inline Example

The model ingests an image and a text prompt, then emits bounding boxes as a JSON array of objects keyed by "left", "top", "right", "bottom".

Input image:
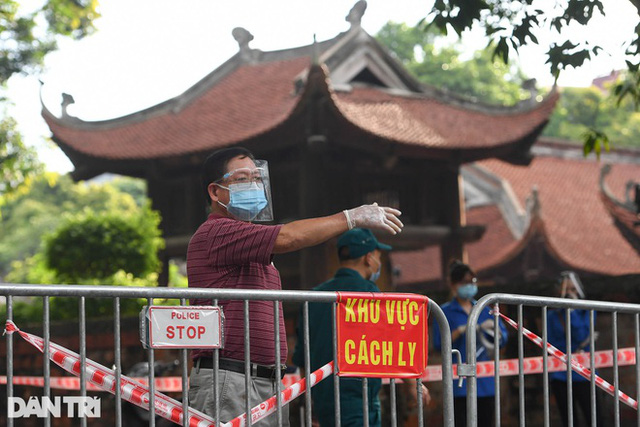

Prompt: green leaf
[{"left": 582, "top": 128, "right": 611, "bottom": 160}]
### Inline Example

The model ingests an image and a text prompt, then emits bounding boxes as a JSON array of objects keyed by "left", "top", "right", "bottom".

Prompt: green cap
[{"left": 337, "top": 228, "right": 392, "bottom": 259}]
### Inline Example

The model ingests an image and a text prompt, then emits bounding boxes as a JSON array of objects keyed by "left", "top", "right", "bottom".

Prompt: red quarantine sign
[{"left": 336, "top": 292, "right": 428, "bottom": 378}]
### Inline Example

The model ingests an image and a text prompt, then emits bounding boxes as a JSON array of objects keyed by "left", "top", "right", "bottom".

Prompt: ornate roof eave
[
  {"left": 599, "top": 164, "right": 640, "bottom": 252},
  {"left": 42, "top": 54, "right": 246, "bottom": 132}
]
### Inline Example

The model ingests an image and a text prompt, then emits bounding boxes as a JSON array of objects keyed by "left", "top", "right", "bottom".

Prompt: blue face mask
[
  {"left": 218, "top": 182, "right": 268, "bottom": 221},
  {"left": 457, "top": 283, "right": 478, "bottom": 300},
  {"left": 369, "top": 257, "right": 381, "bottom": 282}
]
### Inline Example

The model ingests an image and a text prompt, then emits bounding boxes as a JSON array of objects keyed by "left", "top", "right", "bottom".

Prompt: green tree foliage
[
  {"left": 425, "top": 0, "right": 635, "bottom": 79},
  {"left": 0, "top": 116, "right": 41, "bottom": 191},
  {"left": 1, "top": 0, "right": 99, "bottom": 198},
  {"left": 0, "top": 173, "right": 144, "bottom": 276},
  {"left": 1, "top": 0, "right": 99, "bottom": 84},
  {"left": 543, "top": 86, "right": 640, "bottom": 151},
  {"left": 0, "top": 172, "right": 167, "bottom": 286},
  {"left": 376, "top": 22, "right": 530, "bottom": 106},
  {"left": 0, "top": 172, "right": 184, "bottom": 322},
  {"left": 0, "top": 116, "right": 42, "bottom": 200},
  {"left": 1, "top": 261, "right": 186, "bottom": 324},
  {"left": 44, "top": 208, "right": 163, "bottom": 282},
  {"left": 424, "top": 0, "right": 640, "bottom": 157}
]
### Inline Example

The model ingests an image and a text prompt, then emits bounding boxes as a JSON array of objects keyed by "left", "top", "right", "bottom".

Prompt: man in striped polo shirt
[{"left": 187, "top": 147, "right": 403, "bottom": 425}]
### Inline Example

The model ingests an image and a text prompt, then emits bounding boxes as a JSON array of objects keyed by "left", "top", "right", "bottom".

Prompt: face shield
[
  {"left": 216, "top": 160, "right": 274, "bottom": 222},
  {"left": 559, "top": 271, "right": 585, "bottom": 299}
]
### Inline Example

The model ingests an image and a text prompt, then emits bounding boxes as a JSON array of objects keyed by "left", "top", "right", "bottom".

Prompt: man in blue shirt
[{"left": 432, "top": 260, "right": 507, "bottom": 427}]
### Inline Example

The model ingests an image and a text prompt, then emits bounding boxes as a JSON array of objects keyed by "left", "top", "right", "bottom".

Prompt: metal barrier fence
[
  {"left": 1, "top": 283, "right": 455, "bottom": 427},
  {"left": 463, "top": 293, "right": 640, "bottom": 427}
]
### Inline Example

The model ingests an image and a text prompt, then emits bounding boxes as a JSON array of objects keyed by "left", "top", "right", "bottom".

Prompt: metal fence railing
[
  {"left": 1, "top": 283, "right": 455, "bottom": 427},
  {"left": 462, "top": 293, "right": 640, "bottom": 427}
]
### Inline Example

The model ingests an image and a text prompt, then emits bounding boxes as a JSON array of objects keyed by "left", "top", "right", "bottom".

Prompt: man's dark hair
[
  {"left": 449, "top": 259, "right": 475, "bottom": 285},
  {"left": 201, "top": 147, "right": 255, "bottom": 203}
]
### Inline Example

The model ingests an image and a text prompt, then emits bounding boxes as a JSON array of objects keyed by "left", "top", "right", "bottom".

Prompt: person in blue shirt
[
  {"left": 547, "top": 271, "right": 602, "bottom": 427},
  {"left": 432, "top": 260, "right": 507, "bottom": 427},
  {"left": 292, "top": 228, "right": 428, "bottom": 426}
]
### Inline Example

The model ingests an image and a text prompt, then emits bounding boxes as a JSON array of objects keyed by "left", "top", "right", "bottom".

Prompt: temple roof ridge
[
  {"left": 533, "top": 137, "right": 640, "bottom": 165},
  {"left": 415, "top": 84, "right": 558, "bottom": 116},
  {"left": 334, "top": 81, "right": 560, "bottom": 116}
]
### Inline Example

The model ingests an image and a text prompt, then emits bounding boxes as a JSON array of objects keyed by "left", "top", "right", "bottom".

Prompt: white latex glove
[
  {"left": 480, "top": 319, "right": 495, "bottom": 330},
  {"left": 344, "top": 203, "right": 404, "bottom": 234}
]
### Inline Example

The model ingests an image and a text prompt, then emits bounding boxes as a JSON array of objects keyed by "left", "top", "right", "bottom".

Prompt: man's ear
[{"left": 363, "top": 251, "right": 374, "bottom": 267}]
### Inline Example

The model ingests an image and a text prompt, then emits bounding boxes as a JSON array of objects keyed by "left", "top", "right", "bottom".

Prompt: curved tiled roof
[
  {"left": 391, "top": 153, "right": 640, "bottom": 286},
  {"left": 44, "top": 57, "right": 311, "bottom": 160},
  {"left": 43, "top": 34, "right": 558, "bottom": 164},
  {"left": 478, "top": 157, "right": 640, "bottom": 275},
  {"left": 333, "top": 88, "right": 558, "bottom": 150}
]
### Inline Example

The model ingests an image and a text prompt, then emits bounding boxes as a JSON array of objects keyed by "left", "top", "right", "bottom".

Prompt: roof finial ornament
[
  {"left": 232, "top": 27, "right": 254, "bottom": 59},
  {"left": 311, "top": 34, "right": 319, "bottom": 65},
  {"left": 521, "top": 78, "right": 538, "bottom": 105},
  {"left": 526, "top": 185, "right": 541, "bottom": 218},
  {"left": 346, "top": 1, "right": 367, "bottom": 30},
  {"left": 61, "top": 93, "right": 75, "bottom": 118}
]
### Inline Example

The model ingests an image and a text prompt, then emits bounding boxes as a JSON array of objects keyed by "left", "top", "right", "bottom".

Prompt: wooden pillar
[
  {"left": 439, "top": 164, "right": 467, "bottom": 282},
  {"left": 298, "top": 136, "right": 329, "bottom": 289},
  {"left": 157, "top": 252, "right": 169, "bottom": 287},
  {"left": 147, "top": 173, "right": 205, "bottom": 287}
]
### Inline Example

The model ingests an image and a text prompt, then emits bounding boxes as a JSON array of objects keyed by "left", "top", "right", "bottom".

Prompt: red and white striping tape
[
  {"left": 0, "top": 375, "right": 184, "bottom": 392},
  {"left": 422, "top": 346, "right": 637, "bottom": 382},
  {"left": 4, "top": 320, "right": 216, "bottom": 426},
  {"left": 496, "top": 311, "right": 638, "bottom": 410},
  {"left": 221, "top": 362, "right": 334, "bottom": 427},
  {"left": 5, "top": 310, "right": 640, "bottom": 424},
  {"left": 3, "top": 345, "right": 636, "bottom": 390},
  {"left": 4, "top": 320, "right": 334, "bottom": 427}
]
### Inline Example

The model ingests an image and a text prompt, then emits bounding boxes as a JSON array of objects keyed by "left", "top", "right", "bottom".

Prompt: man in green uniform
[{"left": 292, "top": 228, "right": 389, "bottom": 426}]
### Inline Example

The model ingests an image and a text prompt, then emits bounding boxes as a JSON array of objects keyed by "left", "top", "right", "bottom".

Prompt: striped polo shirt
[{"left": 187, "top": 214, "right": 286, "bottom": 365}]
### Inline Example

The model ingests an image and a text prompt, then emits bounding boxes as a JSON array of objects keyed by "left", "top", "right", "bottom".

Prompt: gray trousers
[{"left": 189, "top": 367, "right": 290, "bottom": 426}]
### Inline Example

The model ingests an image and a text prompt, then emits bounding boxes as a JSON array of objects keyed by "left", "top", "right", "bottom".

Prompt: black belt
[{"left": 195, "top": 357, "right": 286, "bottom": 380}]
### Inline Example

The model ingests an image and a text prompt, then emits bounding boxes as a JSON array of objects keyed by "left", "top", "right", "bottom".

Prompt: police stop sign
[{"left": 141, "top": 306, "right": 224, "bottom": 349}]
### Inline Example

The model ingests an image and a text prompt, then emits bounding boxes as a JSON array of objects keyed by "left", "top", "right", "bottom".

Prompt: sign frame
[
  {"left": 140, "top": 306, "right": 224, "bottom": 350},
  {"left": 335, "top": 292, "right": 429, "bottom": 379}
]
